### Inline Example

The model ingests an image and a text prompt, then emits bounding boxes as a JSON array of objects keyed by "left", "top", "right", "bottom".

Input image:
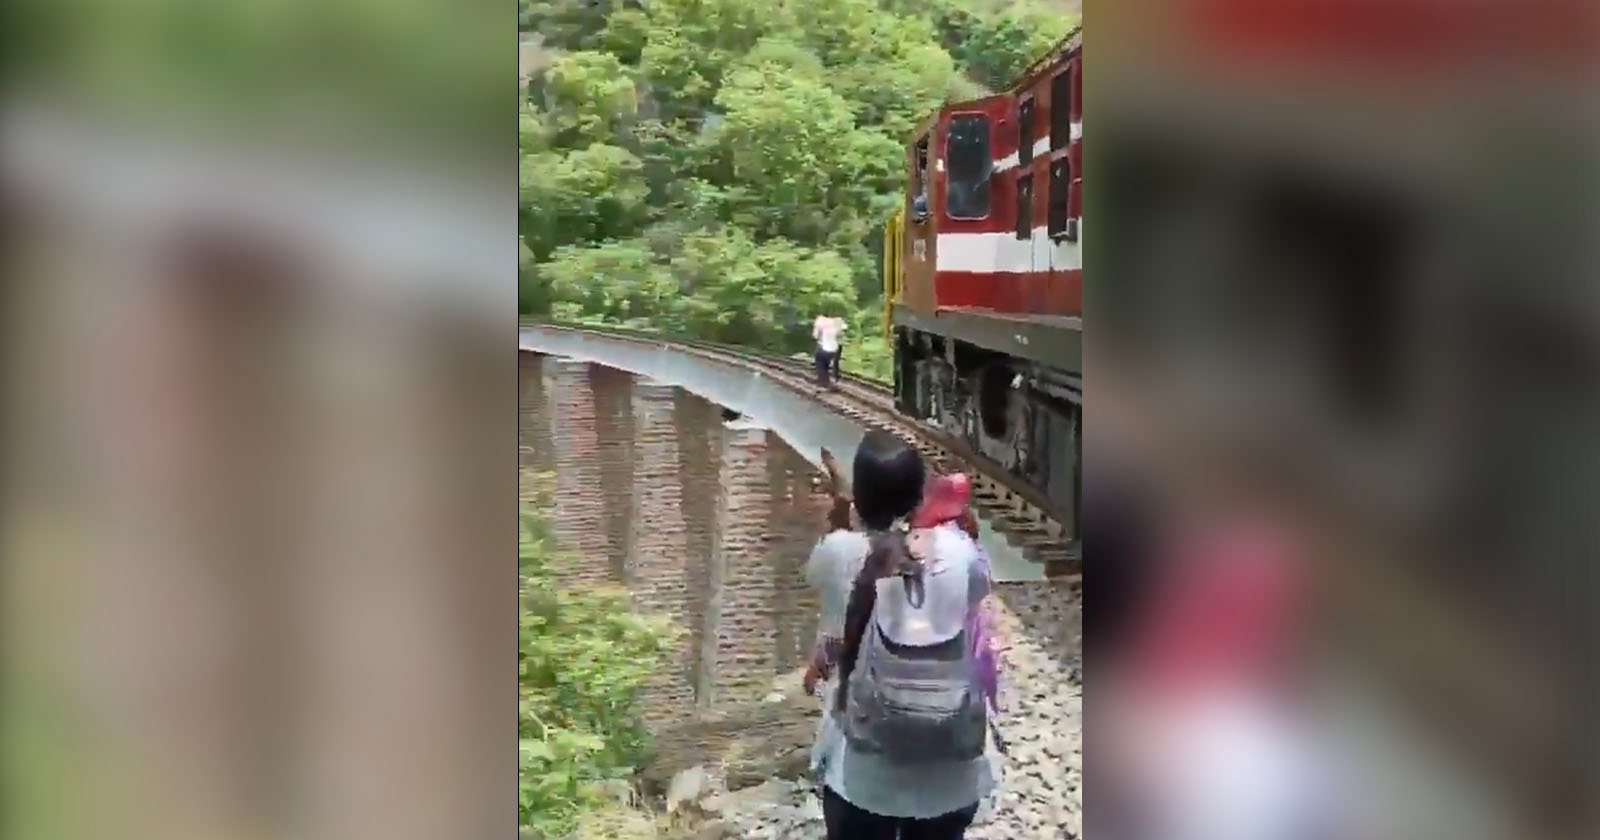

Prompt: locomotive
[{"left": 882, "top": 29, "right": 1082, "bottom": 540}]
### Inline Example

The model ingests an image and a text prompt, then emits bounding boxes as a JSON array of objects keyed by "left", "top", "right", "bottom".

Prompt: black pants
[
  {"left": 815, "top": 349, "right": 837, "bottom": 386},
  {"left": 822, "top": 786, "right": 978, "bottom": 840}
]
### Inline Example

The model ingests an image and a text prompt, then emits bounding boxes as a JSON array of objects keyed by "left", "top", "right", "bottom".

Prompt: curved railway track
[{"left": 533, "top": 322, "right": 1081, "bottom": 579}]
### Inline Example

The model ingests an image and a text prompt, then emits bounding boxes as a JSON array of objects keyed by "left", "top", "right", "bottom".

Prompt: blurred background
[
  {"left": 0, "top": 2, "right": 513, "bottom": 840},
  {"left": 1088, "top": 1, "right": 1597, "bottom": 838},
  {"left": 2, "top": 0, "right": 1597, "bottom": 838}
]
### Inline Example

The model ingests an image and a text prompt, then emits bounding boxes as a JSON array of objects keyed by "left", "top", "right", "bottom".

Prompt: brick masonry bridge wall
[{"left": 518, "top": 353, "right": 830, "bottom": 779}]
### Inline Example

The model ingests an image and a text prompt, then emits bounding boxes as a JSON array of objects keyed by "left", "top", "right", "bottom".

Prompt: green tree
[
  {"left": 842, "top": 299, "right": 896, "bottom": 382},
  {"left": 519, "top": 143, "right": 650, "bottom": 260},
  {"left": 520, "top": 0, "right": 619, "bottom": 49},
  {"left": 953, "top": 5, "right": 1078, "bottom": 92},
  {"left": 638, "top": 0, "right": 798, "bottom": 118},
  {"left": 519, "top": 238, "right": 551, "bottom": 316},
  {"left": 600, "top": 7, "right": 651, "bottom": 66},
  {"left": 537, "top": 50, "right": 639, "bottom": 147},
  {"left": 796, "top": 5, "right": 955, "bottom": 136},
  {"left": 712, "top": 58, "right": 854, "bottom": 230},
  {"left": 670, "top": 229, "right": 857, "bottom": 348},
  {"left": 542, "top": 239, "right": 677, "bottom": 327},
  {"left": 518, "top": 106, "right": 551, "bottom": 155}
]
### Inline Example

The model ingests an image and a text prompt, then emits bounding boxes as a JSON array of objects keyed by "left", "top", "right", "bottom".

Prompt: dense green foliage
[
  {"left": 10, "top": 0, "right": 505, "bottom": 152},
  {"left": 518, "top": 0, "right": 1078, "bottom": 380},
  {"left": 519, "top": 508, "right": 675, "bottom": 836}
]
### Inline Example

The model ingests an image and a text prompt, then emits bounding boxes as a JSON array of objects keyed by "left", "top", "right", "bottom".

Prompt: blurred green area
[
  {"left": 3, "top": 0, "right": 507, "bottom": 154},
  {"left": 517, "top": 0, "right": 1079, "bottom": 381},
  {"left": 1, "top": 508, "right": 101, "bottom": 840}
]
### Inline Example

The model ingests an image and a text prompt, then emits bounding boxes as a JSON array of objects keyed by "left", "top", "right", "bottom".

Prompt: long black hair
[{"left": 835, "top": 430, "right": 926, "bottom": 712}]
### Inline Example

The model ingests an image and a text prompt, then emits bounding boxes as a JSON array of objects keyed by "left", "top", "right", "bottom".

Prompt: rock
[
  {"left": 764, "top": 691, "right": 786, "bottom": 704},
  {"left": 729, "top": 748, "right": 808, "bottom": 787},
  {"left": 695, "top": 819, "right": 741, "bottom": 840},
  {"left": 694, "top": 778, "right": 827, "bottom": 840},
  {"left": 702, "top": 778, "right": 790, "bottom": 817},
  {"left": 591, "top": 778, "right": 635, "bottom": 806},
  {"left": 667, "top": 765, "right": 712, "bottom": 814}
]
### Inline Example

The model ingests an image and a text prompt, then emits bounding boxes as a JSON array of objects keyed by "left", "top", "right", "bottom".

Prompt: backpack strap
[{"left": 895, "top": 560, "right": 927, "bottom": 608}]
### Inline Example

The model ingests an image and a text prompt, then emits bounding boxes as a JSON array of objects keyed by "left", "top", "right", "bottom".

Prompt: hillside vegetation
[
  {"left": 520, "top": 504, "right": 677, "bottom": 837},
  {"left": 519, "top": 0, "right": 1078, "bottom": 381}
]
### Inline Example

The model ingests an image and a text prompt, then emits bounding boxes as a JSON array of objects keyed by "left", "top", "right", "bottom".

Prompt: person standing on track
[{"left": 813, "top": 312, "right": 846, "bottom": 389}]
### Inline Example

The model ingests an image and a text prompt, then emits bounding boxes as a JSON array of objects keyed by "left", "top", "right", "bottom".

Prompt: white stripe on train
[
  {"left": 934, "top": 224, "right": 1084, "bottom": 274},
  {"left": 992, "top": 123, "right": 1082, "bottom": 174}
]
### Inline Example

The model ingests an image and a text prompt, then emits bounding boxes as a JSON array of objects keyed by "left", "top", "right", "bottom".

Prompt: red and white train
[{"left": 884, "top": 29, "right": 1082, "bottom": 541}]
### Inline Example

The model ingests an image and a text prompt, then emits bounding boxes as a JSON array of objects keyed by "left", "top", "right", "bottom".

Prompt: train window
[
  {"left": 1016, "top": 174, "right": 1033, "bottom": 239},
  {"left": 1048, "top": 158, "right": 1071, "bottom": 239},
  {"left": 912, "top": 136, "right": 929, "bottom": 192},
  {"left": 945, "top": 113, "right": 991, "bottom": 220},
  {"left": 1072, "top": 58, "right": 1082, "bottom": 121},
  {"left": 1051, "top": 70, "right": 1072, "bottom": 151},
  {"left": 1018, "top": 97, "right": 1035, "bottom": 165},
  {"left": 908, "top": 136, "right": 931, "bottom": 222}
]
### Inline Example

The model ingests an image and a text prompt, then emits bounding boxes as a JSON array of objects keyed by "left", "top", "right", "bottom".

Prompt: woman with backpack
[{"left": 803, "top": 431, "right": 997, "bottom": 839}]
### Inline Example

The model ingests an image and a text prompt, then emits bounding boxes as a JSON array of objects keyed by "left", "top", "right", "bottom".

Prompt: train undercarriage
[{"left": 893, "top": 326, "right": 1081, "bottom": 530}]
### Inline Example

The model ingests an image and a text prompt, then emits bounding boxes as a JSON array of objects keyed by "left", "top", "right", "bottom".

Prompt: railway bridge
[{"left": 519, "top": 323, "right": 1065, "bottom": 583}]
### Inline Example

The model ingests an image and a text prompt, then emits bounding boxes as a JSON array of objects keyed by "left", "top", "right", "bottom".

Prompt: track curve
[{"left": 524, "top": 321, "right": 1079, "bottom": 579}]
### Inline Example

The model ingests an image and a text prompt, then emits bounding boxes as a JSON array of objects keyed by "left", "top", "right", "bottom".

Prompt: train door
[
  {"left": 902, "top": 131, "right": 937, "bottom": 314},
  {"left": 1045, "top": 57, "right": 1083, "bottom": 315},
  {"left": 935, "top": 94, "right": 1015, "bottom": 310},
  {"left": 1017, "top": 92, "right": 1047, "bottom": 313}
]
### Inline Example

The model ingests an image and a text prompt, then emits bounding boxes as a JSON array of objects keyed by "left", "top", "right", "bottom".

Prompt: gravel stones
[
  {"left": 965, "top": 581, "right": 1083, "bottom": 840},
  {"left": 677, "top": 777, "right": 825, "bottom": 840}
]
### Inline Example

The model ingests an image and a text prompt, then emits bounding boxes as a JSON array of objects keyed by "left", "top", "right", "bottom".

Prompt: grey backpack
[{"left": 840, "top": 573, "right": 988, "bottom": 764}]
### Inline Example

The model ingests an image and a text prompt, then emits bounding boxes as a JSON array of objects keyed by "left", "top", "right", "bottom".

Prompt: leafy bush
[
  {"left": 842, "top": 302, "right": 895, "bottom": 384},
  {"left": 519, "top": 510, "right": 676, "bottom": 837}
]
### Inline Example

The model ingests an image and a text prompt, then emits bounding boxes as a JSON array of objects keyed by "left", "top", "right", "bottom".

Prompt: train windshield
[{"left": 946, "top": 113, "right": 992, "bottom": 219}]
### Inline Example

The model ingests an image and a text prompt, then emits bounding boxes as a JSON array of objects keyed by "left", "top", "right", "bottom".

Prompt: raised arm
[{"left": 819, "top": 447, "right": 854, "bottom": 531}]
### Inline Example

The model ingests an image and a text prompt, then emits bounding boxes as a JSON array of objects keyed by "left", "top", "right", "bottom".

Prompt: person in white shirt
[{"left": 813, "top": 314, "right": 846, "bottom": 388}]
